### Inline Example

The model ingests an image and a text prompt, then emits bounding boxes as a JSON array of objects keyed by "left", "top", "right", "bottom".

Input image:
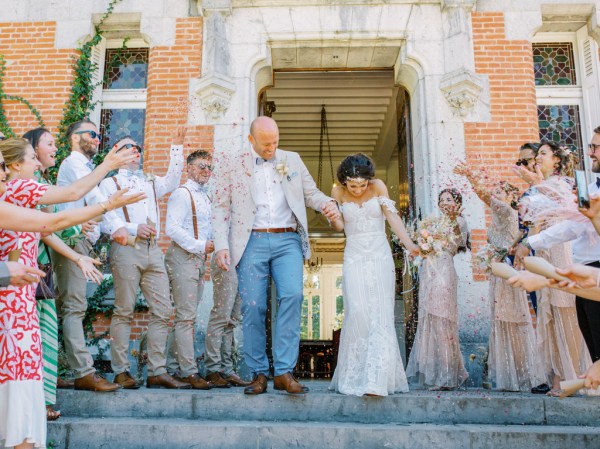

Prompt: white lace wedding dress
[{"left": 329, "top": 196, "right": 409, "bottom": 396}]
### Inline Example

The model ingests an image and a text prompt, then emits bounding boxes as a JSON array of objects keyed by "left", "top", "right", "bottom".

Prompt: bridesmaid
[
  {"left": 515, "top": 142, "right": 592, "bottom": 396},
  {"left": 406, "top": 188, "right": 470, "bottom": 390},
  {"left": 454, "top": 163, "right": 545, "bottom": 391}
]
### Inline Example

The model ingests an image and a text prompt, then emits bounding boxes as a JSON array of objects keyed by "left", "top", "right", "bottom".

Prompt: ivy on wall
[{"left": 51, "top": 0, "right": 124, "bottom": 182}]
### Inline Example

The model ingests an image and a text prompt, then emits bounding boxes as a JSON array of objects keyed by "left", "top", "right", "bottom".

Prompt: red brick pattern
[
  {"left": 0, "top": 22, "right": 77, "bottom": 135},
  {"left": 466, "top": 12, "right": 540, "bottom": 281}
]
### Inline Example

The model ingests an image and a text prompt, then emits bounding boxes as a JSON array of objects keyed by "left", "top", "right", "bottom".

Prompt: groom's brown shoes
[
  {"left": 244, "top": 374, "right": 268, "bottom": 395},
  {"left": 273, "top": 372, "right": 308, "bottom": 395}
]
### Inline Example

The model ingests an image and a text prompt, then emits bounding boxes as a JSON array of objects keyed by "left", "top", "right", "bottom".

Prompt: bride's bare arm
[
  {"left": 372, "top": 180, "right": 419, "bottom": 255},
  {"left": 330, "top": 186, "right": 345, "bottom": 232}
]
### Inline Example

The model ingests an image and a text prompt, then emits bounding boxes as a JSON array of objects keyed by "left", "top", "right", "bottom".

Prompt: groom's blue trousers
[{"left": 236, "top": 231, "right": 304, "bottom": 376}]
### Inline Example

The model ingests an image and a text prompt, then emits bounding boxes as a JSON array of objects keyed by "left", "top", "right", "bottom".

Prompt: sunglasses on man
[
  {"left": 589, "top": 143, "right": 600, "bottom": 152},
  {"left": 515, "top": 158, "right": 535, "bottom": 166},
  {"left": 190, "top": 162, "right": 213, "bottom": 171},
  {"left": 74, "top": 130, "right": 101, "bottom": 140},
  {"left": 0, "top": 161, "right": 6, "bottom": 172},
  {"left": 117, "top": 143, "right": 143, "bottom": 153}
]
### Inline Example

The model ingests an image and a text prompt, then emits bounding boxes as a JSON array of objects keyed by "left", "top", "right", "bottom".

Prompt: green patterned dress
[{"left": 35, "top": 174, "right": 63, "bottom": 406}]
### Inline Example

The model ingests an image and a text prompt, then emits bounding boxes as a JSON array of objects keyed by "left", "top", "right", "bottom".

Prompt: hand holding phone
[{"left": 575, "top": 170, "right": 590, "bottom": 209}]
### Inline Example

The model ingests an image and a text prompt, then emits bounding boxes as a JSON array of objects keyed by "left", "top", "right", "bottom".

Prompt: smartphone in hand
[{"left": 575, "top": 170, "right": 590, "bottom": 209}]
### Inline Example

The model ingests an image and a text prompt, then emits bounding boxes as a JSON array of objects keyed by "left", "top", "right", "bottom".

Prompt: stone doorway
[{"left": 259, "top": 69, "right": 418, "bottom": 375}]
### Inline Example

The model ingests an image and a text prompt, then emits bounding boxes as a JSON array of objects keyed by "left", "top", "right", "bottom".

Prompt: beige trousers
[
  {"left": 110, "top": 242, "right": 172, "bottom": 376},
  {"left": 52, "top": 239, "right": 96, "bottom": 378},
  {"left": 164, "top": 243, "right": 206, "bottom": 377},
  {"left": 204, "top": 256, "right": 242, "bottom": 375}
]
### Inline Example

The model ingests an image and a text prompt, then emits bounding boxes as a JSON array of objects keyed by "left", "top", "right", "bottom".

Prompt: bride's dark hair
[{"left": 337, "top": 153, "right": 375, "bottom": 185}]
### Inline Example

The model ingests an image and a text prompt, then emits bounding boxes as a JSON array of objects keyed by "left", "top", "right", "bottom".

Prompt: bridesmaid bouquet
[
  {"left": 412, "top": 215, "right": 457, "bottom": 258},
  {"left": 475, "top": 243, "right": 509, "bottom": 273}
]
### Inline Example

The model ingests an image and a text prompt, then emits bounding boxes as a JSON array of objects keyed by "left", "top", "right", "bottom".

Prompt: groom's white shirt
[
  {"left": 252, "top": 149, "right": 296, "bottom": 229},
  {"left": 212, "top": 147, "right": 331, "bottom": 267}
]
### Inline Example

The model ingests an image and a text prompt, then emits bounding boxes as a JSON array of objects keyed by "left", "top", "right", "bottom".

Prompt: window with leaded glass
[
  {"left": 533, "top": 39, "right": 585, "bottom": 168},
  {"left": 103, "top": 48, "right": 149, "bottom": 90},
  {"left": 533, "top": 43, "right": 577, "bottom": 86}
]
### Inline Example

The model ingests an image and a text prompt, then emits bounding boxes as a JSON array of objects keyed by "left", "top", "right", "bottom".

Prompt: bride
[{"left": 328, "top": 153, "right": 419, "bottom": 396}]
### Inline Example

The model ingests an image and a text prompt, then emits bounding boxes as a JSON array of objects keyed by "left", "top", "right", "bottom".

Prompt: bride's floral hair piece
[{"left": 337, "top": 153, "right": 375, "bottom": 185}]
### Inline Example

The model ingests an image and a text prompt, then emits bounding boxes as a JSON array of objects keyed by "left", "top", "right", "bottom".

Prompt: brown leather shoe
[
  {"left": 223, "top": 372, "right": 251, "bottom": 387},
  {"left": 74, "top": 372, "right": 121, "bottom": 392},
  {"left": 273, "top": 373, "right": 308, "bottom": 395},
  {"left": 114, "top": 371, "right": 142, "bottom": 389},
  {"left": 57, "top": 377, "right": 75, "bottom": 389},
  {"left": 179, "top": 373, "right": 212, "bottom": 390},
  {"left": 244, "top": 373, "right": 268, "bottom": 395},
  {"left": 206, "top": 372, "right": 231, "bottom": 388},
  {"left": 147, "top": 373, "right": 192, "bottom": 389}
]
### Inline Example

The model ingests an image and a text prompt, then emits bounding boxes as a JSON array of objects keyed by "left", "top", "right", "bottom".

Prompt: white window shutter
[
  {"left": 89, "top": 37, "right": 106, "bottom": 127},
  {"left": 576, "top": 26, "right": 600, "bottom": 145}
]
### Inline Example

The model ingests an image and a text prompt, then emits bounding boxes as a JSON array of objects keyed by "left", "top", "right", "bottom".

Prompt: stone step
[
  {"left": 47, "top": 418, "right": 600, "bottom": 449},
  {"left": 55, "top": 381, "right": 598, "bottom": 427}
]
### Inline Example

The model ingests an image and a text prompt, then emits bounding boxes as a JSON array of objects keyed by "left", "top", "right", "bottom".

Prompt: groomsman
[
  {"left": 164, "top": 150, "right": 214, "bottom": 389},
  {"left": 99, "top": 128, "right": 186, "bottom": 389},
  {"left": 54, "top": 119, "right": 131, "bottom": 392}
]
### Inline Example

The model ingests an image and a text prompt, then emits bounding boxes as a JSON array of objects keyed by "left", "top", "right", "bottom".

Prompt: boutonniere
[
  {"left": 275, "top": 159, "right": 290, "bottom": 178},
  {"left": 145, "top": 173, "right": 157, "bottom": 182},
  {"left": 286, "top": 171, "right": 298, "bottom": 182}
]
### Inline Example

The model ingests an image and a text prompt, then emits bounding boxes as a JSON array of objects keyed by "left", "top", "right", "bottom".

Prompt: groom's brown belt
[{"left": 252, "top": 227, "right": 296, "bottom": 233}]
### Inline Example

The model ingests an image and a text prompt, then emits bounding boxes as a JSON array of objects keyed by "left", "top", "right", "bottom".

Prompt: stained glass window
[
  {"left": 103, "top": 48, "right": 149, "bottom": 90},
  {"left": 533, "top": 43, "right": 577, "bottom": 86},
  {"left": 537, "top": 104, "right": 583, "bottom": 165},
  {"left": 100, "top": 109, "right": 146, "bottom": 148}
]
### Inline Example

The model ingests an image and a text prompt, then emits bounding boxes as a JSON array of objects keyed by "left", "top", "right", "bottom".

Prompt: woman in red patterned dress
[{"left": 0, "top": 139, "right": 143, "bottom": 449}]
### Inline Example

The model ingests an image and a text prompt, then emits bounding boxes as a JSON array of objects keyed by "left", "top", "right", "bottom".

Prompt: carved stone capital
[
  {"left": 439, "top": 68, "right": 484, "bottom": 118},
  {"left": 192, "top": 73, "right": 236, "bottom": 122}
]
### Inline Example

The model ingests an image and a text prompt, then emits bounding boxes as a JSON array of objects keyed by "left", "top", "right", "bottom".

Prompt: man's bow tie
[
  {"left": 198, "top": 184, "right": 209, "bottom": 193},
  {"left": 256, "top": 157, "right": 276, "bottom": 166}
]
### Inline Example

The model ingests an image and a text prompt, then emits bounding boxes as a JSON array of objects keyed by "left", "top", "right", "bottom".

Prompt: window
[
  {"left": 91, "top": 39, "right": 148, "bottom": 150},
  {"left": 533, "top": 28, "right": 600, "bottom": 171},
  {"left": 301, "top": 265, "right": 343, "bottom": 340}
]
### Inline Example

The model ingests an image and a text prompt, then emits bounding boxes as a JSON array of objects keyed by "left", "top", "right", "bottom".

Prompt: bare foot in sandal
[{"left": 46, "top": 405, "right": 61, "bottom": 421}]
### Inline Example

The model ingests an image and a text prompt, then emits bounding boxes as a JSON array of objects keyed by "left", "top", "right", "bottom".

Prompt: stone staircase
[{"left": 48, "top": 381, "right": 600, "bottom": 449}]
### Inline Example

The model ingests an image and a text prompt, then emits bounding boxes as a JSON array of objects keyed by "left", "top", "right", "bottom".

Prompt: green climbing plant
[{"left": 50, "top": 0, "right": 124, "bottom": 182}]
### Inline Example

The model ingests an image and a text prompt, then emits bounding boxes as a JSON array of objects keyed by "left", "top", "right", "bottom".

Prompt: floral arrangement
[
  {"left": 475, "top": 243, "right": 509, "bottom": 273},
  {"left": 412, "top": 215, "right": 457, "bottom": 258},
  {"left": 275, "top": 158, "right": 289, "bottom": 178},
  {"left": 333, "top": 311, "right": 344, "bottom": 331}
]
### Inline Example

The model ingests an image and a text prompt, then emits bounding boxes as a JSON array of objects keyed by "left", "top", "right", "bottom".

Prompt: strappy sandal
[
  {"left": 546, "top": 389, "right": 561, "bottom": 397},
  {"left": 46, "top": 405, "right": 61, "bottom": 421}
]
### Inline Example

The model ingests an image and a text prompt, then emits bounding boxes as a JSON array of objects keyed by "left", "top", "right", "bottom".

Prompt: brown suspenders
[
  {"left": 181, "top": 186, "right": 198, "bottom": 240},
  {"left": 111, "top": 176, "right": 159, "bottom": 224}
]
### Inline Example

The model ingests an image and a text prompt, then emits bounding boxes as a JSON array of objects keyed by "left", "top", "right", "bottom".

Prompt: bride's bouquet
[{"left": 412, "top": 215, "right": 458, "bottom": 258}]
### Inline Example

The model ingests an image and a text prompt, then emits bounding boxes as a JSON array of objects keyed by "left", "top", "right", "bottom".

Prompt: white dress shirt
[
  {"left": 98, "top": 145, "right": 183, "bottom": 239},
  {"left": 166, "top": 179, "right": 211, "bottom": 254},
  {"left": 528, "top": 177, "right": 600, "bottom": 265},
  {"left": 252, "top": 149, "right": 296, "bottom": 229},
  {"left": 55, "top": 151, "right": 125, "bottom": 243}
]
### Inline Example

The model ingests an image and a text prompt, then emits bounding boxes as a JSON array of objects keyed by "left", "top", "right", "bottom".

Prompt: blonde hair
[{"left": 0, "top": 138, "right": 31, "bottom": 167}]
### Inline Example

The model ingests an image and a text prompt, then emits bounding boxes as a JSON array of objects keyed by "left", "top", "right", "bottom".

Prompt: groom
[{"left": 213, "top": 116, "right": 339, "bottom": 395}]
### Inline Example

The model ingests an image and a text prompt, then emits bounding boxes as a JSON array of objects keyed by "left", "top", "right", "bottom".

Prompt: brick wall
[
  {"left": 465, "top": 12, "right": 540, "bottom": 281},
  {"left": 0, "top": 22, "right": 76, "bottom": 135},
  {"left": 0, "top": 18, "right": 214, "bottom": 343}
]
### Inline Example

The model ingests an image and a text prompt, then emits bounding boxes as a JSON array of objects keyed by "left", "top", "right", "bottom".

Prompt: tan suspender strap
[
  {"left": 111, "top": 176, "right": 131, "bottom": 223},
  {"left": 181, "top": 186, "right": 198, "bottom": 240}
]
